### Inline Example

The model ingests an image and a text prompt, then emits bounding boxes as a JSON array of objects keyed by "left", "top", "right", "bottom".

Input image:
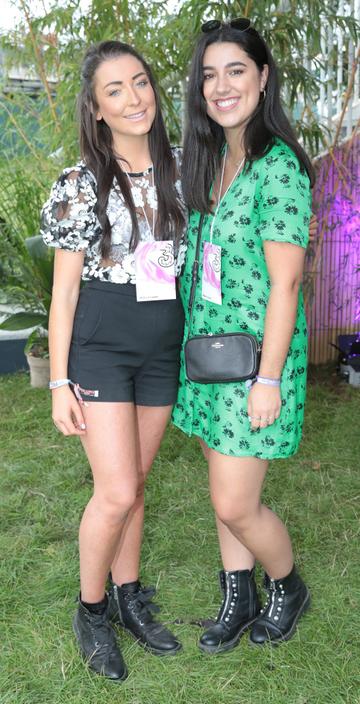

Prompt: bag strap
[{"left": 187, "top": 213, "right": 204, "bottom": 336}]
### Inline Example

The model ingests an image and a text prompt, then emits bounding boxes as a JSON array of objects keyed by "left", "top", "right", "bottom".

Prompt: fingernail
[{"left": 80, "top": 424, "right": 86, "bottom": 430}]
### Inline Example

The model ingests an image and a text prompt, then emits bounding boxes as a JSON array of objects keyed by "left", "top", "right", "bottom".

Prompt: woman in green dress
[{"left": 172, "top": 19, "right": 315, "bottom": 652}]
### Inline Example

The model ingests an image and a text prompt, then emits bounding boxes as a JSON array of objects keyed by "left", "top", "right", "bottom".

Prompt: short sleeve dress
[{"left": 172, "top": 139, "right": 312, "bottom": 459}]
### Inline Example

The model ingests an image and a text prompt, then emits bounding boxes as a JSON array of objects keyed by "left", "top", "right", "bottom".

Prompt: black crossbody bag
[{"left": 184, "top": 215, "right": 261, "bottom": 384}]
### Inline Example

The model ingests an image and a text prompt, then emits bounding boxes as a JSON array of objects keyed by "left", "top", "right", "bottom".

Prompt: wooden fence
[{"left": 305, "top": 133, "right": 360, "bottom": 363}]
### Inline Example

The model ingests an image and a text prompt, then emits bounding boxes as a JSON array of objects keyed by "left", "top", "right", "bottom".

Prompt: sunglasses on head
[{"left": 201, "top": 17, "right": 251, "bottom": 33}]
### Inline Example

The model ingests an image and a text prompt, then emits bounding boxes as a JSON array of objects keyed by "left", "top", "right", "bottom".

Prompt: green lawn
[{"left": 0, "top": 369, "right": 359, "bottom": 704}]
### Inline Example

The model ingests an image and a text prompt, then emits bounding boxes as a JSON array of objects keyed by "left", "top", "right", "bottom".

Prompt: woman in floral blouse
[{"left": 41, "top": 40, "right": 186, "bottom": 681}]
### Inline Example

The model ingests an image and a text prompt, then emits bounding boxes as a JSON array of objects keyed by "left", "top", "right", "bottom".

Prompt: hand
[
  {"left": 309, "top": 213, "right": 318, "bottom": 243},
  {"left": 247, "top": 382, "right": 281, "bottom": 430},
  {"left": 51, "top": 385, "right": 87, "bottom": 436}
]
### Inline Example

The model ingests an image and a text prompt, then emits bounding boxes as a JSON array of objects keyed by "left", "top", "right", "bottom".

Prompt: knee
[
  {"left": 212, "top": 493, "right": 258, "bottom": 532},
  {"left": 95, "top": 486, "right": 138, "bottom": 524}
]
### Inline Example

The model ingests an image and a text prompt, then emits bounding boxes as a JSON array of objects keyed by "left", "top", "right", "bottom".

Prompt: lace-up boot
[
  {"left": 199, "top": 568, "right": 261, "bottom": 654},
  {"left": 108, "top": 580, "right": 182, "bottom": 656},
  {"left": 73, "top": 599, "right": 127, "bottom": 680},
  {"left": 250, "top": 565, "right": 310, "bottom": 645}
]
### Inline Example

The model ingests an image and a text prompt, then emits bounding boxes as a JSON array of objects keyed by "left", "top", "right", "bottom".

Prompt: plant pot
[{"left": 25, "top": 354, "right": 50, "bottom": 388}]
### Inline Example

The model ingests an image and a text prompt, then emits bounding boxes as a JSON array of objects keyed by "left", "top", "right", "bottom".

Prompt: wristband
[
  {"left": 49, "top": 378, "right": 71, "bottom": 390},
  {"left": 256, "top": 376, "right": 281, "bottom": 387}
]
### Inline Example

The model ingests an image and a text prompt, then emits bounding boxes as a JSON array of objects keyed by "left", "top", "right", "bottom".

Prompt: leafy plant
[
  {"left": 0, "top": 232, "right": 54, "bottom": 357},
  {"left": 0, "top": 156, "right": 55, "bottom": 356},
  {"left": 0, "top": 0, "right": 358, "bottom": 166}
]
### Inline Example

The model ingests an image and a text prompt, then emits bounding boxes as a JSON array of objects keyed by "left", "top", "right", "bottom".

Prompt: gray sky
[
  {"left": 1, "top": 0, "right": 22, "bottom": 29},
  {"left": 0, "top": 0, "right": 91, "bottom": 30}
]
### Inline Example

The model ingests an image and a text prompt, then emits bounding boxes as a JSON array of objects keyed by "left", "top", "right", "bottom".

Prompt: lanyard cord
[
  {"left": 187, "top": 214, "right": 204, "bottom": 336},
  {"left": 125, "top": 167, "right": 155, "bottom": 239},
  {"left": 210, "top": 146, "right": 245, "bottom": 244}
]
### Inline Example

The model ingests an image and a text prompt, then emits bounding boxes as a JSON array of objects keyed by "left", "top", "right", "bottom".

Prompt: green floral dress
[{"left": 172, "top": 139, "right": 312, "bottom": 459}]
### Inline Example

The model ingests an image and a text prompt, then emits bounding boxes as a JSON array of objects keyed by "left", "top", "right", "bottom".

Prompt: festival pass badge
[
  {"left": 202, "top": 242, "right": 222, "bottom": 305},
  {"left": 135, "top": 240, "right": 176, "bottom": 302}
]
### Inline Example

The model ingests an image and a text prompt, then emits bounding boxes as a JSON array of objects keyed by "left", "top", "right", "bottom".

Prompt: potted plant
[{"left": 0, "top": 231, "right": 54, "bottom": 388}]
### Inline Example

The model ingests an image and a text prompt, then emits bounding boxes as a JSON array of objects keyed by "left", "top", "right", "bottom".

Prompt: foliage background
[
  {"left": 1, "top": 0, "right": 358, "bottom": 171},
  {"left": 0, "top": 0, "right": 358, "bottom": 352}
]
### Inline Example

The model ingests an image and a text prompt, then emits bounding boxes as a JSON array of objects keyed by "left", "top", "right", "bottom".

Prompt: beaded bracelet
[{"left": 256, "top": 376, "right": 281, "bottom": 387}]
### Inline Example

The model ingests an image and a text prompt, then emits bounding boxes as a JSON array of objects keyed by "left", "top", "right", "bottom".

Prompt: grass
[{"left": 0, "top": 367, "right": 359, "bottom": 704}]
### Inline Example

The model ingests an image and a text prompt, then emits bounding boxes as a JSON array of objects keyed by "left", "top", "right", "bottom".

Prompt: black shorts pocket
[{"left": 72, "top": 289, "right": 103, "bottom": 345}]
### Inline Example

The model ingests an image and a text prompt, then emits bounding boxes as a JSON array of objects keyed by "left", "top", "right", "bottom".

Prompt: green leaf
[
  {"left": 25, "top": 235, "right": 54, "bottom": 294},
  {"left": 0, "top": 312, "right": 47, "bottom": 331}
]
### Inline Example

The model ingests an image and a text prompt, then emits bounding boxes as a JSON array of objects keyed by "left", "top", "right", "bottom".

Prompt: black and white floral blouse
[{"left": 41, "top": 147, "right": 187, "bottom": 284}]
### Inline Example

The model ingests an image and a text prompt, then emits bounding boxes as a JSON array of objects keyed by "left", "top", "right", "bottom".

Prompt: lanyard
[
  {"left": 125, "top": 167, "right": 155, "bottom": 239},
  {"left": 209, "top": 146, "right": 245, "bottom": 243}
]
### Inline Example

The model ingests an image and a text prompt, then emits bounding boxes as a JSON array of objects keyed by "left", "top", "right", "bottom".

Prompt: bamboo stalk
[
  {"left": 0, "top": 99, "right": 42, "bottom": 161},
  {"left": 18, "top": 0, "right": 61, "bottom": 133},
  {"left": 243, "top": 0, "right": 253, "bottom": 18},
  {"left": 321, "top": 143, "right": 354, "bottom": 191}
]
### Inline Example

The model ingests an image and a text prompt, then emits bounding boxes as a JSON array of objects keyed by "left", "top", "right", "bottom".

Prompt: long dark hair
[
  {"left": 78, "top": 40, "right": 185, "bottom": 256},
  {"left": 182, "top": 24, "right": 315, "bottom": 213}
]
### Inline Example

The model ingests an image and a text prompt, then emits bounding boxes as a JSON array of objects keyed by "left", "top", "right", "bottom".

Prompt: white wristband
[
  {"left": 49, "top": 378, "right": 71, "bottom": 390},
  {"left": 256, "top": 376, "right": 281, "bottom": 387}
]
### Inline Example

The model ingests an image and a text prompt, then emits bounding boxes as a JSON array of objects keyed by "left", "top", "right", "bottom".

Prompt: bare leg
[
  {"left": 215, "top": 516, "right": 255, "bottom": 571},
  {"left": 208, "top": 449, "right": 293, "bottom": 579},
  {"left": 111, "top": 405, "right": 173, "bottom": 585},
  {"left": 79, "top": 402, "right": 140, "bottom": 603},
  {"left": 197, "top": 438, "right": 255, "bottom": 572}
]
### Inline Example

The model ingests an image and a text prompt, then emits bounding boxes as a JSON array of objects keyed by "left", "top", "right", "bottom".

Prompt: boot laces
[
  {"left": 87, "top": 612, "right": 116, "bottom": 655},
  {"left": 126, "top": 585, "right": 161, "bottom": 629}
]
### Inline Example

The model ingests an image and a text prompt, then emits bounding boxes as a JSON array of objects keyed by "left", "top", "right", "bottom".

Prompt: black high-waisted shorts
[{"left": 68, "top": 280, "right": 185, "bottom": 405}]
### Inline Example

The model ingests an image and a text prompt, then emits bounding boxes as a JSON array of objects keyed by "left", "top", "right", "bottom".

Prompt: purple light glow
[{"left": 306, "top": 134, "right": 360, "bottom": 362}]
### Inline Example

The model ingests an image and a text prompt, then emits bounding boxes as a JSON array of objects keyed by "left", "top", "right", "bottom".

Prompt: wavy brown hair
[{"left": 78, "top": 40, "right": 185, "bottom": 256}]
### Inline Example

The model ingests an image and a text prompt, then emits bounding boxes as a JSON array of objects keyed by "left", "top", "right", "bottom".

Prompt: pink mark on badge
[
  {"left": 135, "top": 240, "right": 176, "bottom": 301},
  {"left": 202, "top": 242, "right": 222, "bottom": 305},
  {"left": 136, "top": 241, "right": 174, "bottom": 283}
]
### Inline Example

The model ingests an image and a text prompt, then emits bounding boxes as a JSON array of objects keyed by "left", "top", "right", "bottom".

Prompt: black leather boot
[
  {"left": 108, "top": 580, "right": 182, "bottom": 656},
  {"left": 249, "top": 565, "right": 310, "bottom": 645},
  {"left": 199, "top": 569, "right": 261, "bottom": 654},
  {"left": 73, "top": 599, "right": 128, "bottom": 681}
]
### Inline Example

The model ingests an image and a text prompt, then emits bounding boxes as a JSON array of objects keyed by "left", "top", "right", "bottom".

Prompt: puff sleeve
[
  {"left": 41, "top": 165, "right": 101, "bottom": 252},
  {"left": 257, "top": 146, "right": 312, "bottom": 249}
]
